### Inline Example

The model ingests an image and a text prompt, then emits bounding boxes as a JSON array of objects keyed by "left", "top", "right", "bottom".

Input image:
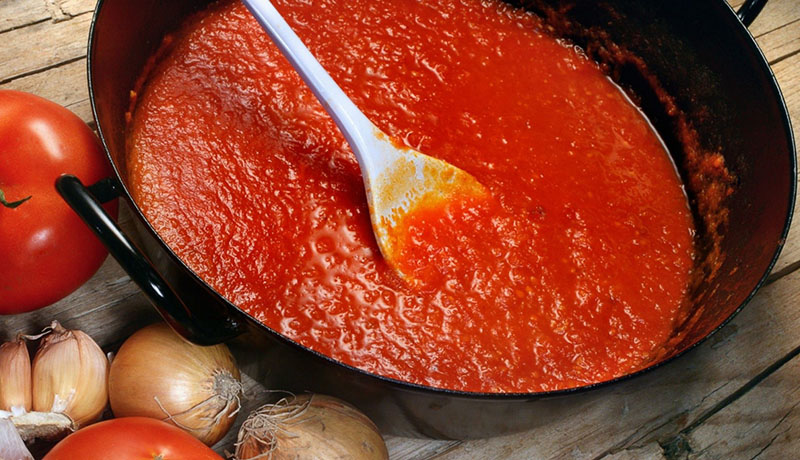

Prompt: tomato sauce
[{"left": 127, "top": 0, "right": 695, "bottom": 392}]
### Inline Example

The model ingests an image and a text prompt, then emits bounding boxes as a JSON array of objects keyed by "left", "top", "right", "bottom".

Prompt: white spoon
[{"left": 242, "top": 0, "right": 487, "bottom": 278}]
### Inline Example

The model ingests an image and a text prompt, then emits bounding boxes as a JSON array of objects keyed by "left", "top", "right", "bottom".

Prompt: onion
[
  {"left": 234, "top": 393, "right": 388, "bottom": 460},
  {"left": 108, "top": 323, "right": 242, "bottom": 446}
]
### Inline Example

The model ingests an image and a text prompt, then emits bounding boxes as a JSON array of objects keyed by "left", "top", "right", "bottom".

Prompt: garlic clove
[
  {"left": 0, "top": 339, "right": 32, "bottom": 415},
  {"left": 31, "top": 322, "right": 108, "bottom": 428},
  {"left": 0, "top": 418, "right": 33, "bottom": 460}
]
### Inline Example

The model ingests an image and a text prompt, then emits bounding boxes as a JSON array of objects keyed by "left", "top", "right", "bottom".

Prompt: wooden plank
[
  {"left": 0, "top": 11, "right": 92, "bottom": 83},
  {"left": 0, "top": 58, "right": 92, "bottom": 123},
  {"left": 0, "top": 0, "right": 95, "bottom": 33},
  {"left": 603, "top": 443, "right": 665, "bottom": 460},
  {"left": 386, "top": 437, "right": 459, "bottom": 459},
  {"left": 760, "top": 20, "right": 800, "bottom": 64},
  {"left": 762, "top": 20, "right": 800, "bottom": 65},
  {"left": 418, "top": 270, "right": 800, "bottom": 459},
  {"left": 678, "top": 354, "right": 800, "bottom": 459},
  {"left": 747, "top": 0, "right": 800, "bottom": 39},
  {"left": 0, "top": 0, "right": 50, "bottom": 32}
]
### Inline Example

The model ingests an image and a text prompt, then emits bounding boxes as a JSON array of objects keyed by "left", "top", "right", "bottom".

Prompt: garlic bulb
[
  {"left": 0, "top": 339, "right": 32, "bottom": 415},
  {"left": 31, "top": 322, "right": 108, "bottom": 427},
  {"left": 108, "top": 323, "right": 242, "bottom": 446}
]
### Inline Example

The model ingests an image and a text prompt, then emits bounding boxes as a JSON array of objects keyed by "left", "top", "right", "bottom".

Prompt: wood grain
[
  {"left": 0, "top": 58, "right": 93, "bottom": 123},
  {"left": 747, "top": 0, "right": 800, "bottom": 39},
  {"left": 757, "top": 20, "right": 800, "bottom": 65},
  {"left": 0, "top": 11, "right": 91, "bottom": 84},
  {"left": 680, "top": 355, "right": 800, "bottom": 459},
  {"left": 0, "top": 0, "right": 95, "bottom": 34}
]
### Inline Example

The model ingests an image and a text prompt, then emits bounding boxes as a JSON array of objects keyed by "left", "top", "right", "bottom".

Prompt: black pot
[{"left": 58, "top": 0, "right": 795, "bottom": 438}]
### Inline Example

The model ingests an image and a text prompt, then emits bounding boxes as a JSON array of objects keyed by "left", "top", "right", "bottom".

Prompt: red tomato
[
  {"left": 43, "top": 417, "right": 224, "bottom": 460},
  {"left": 0, "top": 90, "right": 117, "bottom": 314}
]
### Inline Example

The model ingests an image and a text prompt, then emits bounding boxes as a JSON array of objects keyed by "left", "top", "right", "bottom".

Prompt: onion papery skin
[
  {"left": 108, "top": 323, "right": 242, "bottom": 446},
  {"left": 235, "top": 394, "right": 388, "bottom": 460}
]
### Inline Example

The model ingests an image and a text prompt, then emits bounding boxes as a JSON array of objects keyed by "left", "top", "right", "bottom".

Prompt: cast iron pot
[{"left": 58, "top": 0, "right": 794, "bottom": 438}]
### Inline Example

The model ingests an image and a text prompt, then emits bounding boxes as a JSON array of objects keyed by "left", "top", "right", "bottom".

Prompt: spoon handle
[{"left": 241, "top": 0, "right": 375, "bottom": 167}]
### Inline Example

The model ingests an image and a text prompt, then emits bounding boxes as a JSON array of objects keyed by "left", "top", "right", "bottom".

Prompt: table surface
[{"left": 2, "top": 0, "right": 799, "bottom": 458}]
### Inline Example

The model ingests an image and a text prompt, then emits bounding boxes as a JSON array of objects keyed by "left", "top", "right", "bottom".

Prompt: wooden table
[{"left": 2, "top": 0, "right": 798, "bottom": 458}]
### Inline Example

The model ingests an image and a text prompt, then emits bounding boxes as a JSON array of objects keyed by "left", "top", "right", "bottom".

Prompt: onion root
[{"left": 235, "top": 393, "right": 388, "bottom": 460}]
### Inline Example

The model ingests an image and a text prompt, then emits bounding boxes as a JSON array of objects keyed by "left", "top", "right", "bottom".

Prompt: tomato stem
[{"left": 0, "top": 188, "right": 31, "bottom": 208}]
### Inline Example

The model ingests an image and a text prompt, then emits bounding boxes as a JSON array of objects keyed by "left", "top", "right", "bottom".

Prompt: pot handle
[
  {"left": 56, "top": 174, "right": 243, "bottom": 345},
  {"left": 737, "top": 0, "right": 767, "bottom": 27}
]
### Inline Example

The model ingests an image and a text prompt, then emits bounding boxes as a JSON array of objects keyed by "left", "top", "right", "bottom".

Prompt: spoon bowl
[{"left": 241, "top": 0, "right": 488, "bottom": 278}]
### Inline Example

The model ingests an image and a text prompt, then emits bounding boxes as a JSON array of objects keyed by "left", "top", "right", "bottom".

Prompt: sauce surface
[{"left": 127, "top": 0, "right": 695, "bottom": 392}]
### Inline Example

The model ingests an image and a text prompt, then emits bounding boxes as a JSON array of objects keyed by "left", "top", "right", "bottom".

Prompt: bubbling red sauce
[{"left": 127, "top": 0, "right": 695, "bottom": 392}]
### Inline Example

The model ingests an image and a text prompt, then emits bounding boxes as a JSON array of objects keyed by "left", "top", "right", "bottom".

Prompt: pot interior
[{"left": 88, "top": 0, "right": 794, "bottom": 395}]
